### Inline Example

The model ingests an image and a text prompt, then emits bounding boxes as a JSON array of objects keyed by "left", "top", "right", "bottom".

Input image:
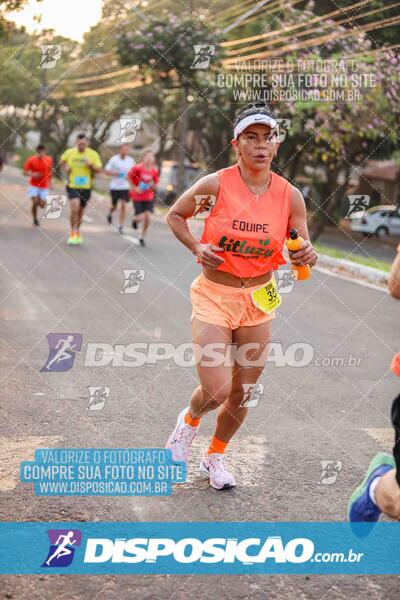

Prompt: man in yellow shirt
[{"left": 60, "top": 133, "right": 102, "bottom": 245}]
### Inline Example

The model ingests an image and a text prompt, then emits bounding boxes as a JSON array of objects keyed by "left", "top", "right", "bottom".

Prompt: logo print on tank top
[{"left": 217, "top": 235, "right": 274, "bottom": 260}]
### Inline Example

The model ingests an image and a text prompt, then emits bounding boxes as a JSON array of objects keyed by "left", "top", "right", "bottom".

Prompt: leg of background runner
[
  {"left": 392, "top": 392, "right": 400, "bottom": 485},
  {"left": 388, "top": 249, "right": 400, "bottom": 299},
  {"left": 374, "top": 470, "right": 400, "bottom": 518},
  {"left": 118, "top": 198, "right": 125, "bottom": 228},
  {"left": 31, "top": 196, "right": 38, "bottom": 223},
  {"left": 77, "top": 202, "right": 85, "bottom": 231},
  {"left": 374, "top": 393, "right": 400, "bottom": 518},
  {"left": 213, "top": 320, "right": 272, "bottom": 443},
  {"left": 132, "top": 202, "right": 145, "bottom": 227},
  {"left": 69, "top": 197, "right": 80, "bottom": 231},
  {"left": 141, "top": 210, "right": 151, "bottom": 238},
  {"left": 188, "top": 318, "right": 233, "bottom": 419}
]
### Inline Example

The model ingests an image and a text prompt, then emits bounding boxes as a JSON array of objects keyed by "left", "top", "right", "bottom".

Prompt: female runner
[{"left": 166, "top": 102, "right": 317, "bottom": 489}]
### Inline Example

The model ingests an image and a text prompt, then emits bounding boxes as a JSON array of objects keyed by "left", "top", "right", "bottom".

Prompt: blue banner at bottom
[{"left": 1, "top": 522, "right": 399, "bottom": 574}]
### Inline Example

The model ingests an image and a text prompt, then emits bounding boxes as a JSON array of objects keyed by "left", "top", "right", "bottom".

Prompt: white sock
[{"left": 369, "top": 476, "right": 381, "bottom": 505}]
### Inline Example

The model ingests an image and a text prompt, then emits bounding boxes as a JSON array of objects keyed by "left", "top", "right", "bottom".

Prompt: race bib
[
  {"left": 250, "top": 277, "right": 281, "bottom": 314},
  {"left": 74, "top": 175, "right": 89, "bottom": 186}
]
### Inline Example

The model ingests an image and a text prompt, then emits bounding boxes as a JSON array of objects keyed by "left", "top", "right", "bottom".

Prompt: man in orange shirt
[{"left": 23, "top": 144, "right": 53, "bottom": 226}]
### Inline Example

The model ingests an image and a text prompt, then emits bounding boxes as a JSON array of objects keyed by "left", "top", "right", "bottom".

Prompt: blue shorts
[{"left": 28, "top": 186, "right": 48, "bottom": 201}]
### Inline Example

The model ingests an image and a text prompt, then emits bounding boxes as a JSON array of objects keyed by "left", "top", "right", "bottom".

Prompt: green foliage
[{"left": 117, "top": 13, "right": 223, "bottom": 84}]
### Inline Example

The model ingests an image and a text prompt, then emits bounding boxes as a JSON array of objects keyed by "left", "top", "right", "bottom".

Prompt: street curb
[{"left": 317, "top": 253, "right": 388, "bottom": 286}]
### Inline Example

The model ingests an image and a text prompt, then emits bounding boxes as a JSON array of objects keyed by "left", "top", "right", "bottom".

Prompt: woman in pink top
[{"left": 165, "top": 102, "right": 317, "bottom": 489}]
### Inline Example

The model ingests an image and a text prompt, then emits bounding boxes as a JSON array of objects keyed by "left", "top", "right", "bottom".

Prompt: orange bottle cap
[{"left": 391, "top": 353, "right": 400, "bottom": 377}]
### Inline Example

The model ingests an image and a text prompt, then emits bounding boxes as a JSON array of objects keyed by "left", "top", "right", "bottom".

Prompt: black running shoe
[
  {"left": 33, "top": 218, "right": 39, "bottom": 226},
  {"left": 107, "top": 213, "right": 112, "bottom": 225},
  {"left": 132, "top": 219, "right": 137, "bottom": 230},
  {"left": 139, "top": 237, "right": 145, "bottom": 247}
]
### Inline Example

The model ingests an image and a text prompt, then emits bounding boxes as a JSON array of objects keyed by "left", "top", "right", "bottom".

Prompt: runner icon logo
[
  {"left": 120, "top": 269, "right": 146, "bottom": 293},
  {"left": 320, "top": 460, "right": 342, "bottom": 485},
  {"left": 42, "top": 529, "right": 82, "bottom": 567},
  {"left": 87, "top": 386, "right": 110, "bottom": 411},
  {"left": 276, "top": 270, "right": 296, "bottom": 293},
  {"left": 43, "top": 194, "right": 67, "bottom": 219},
  {"left": 40, "top": 333, "right": 83, "bottom": 372},
  {"left": 116, "top": 117, "right": 141, "bottom": 143},
  {"left": 39, "top": 45, "right": 62, "bottom": 69},
  {"left": 191, "top": 45, "right": 215, "bottom": 69},
  {"left": 346, "top": 195, "right": 370, "bottom": 218},
  {"left": 193, "top": 195, "right": 216, "bottom": 217},
  {"left": 275, "top": 118, "right": 291, "bottom": 142},
  {"left": 240, "top": 383, "right": 264, "bottom": 408}
]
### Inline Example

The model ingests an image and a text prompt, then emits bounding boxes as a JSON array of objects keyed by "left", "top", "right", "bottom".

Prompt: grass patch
[{"left": 314, "top": 243, "right": 392, "bottom": 273}]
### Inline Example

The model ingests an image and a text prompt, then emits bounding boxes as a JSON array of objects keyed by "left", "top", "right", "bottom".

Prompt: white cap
[{"left": 233, "top": 113, "right": 278, "bottom": 140}]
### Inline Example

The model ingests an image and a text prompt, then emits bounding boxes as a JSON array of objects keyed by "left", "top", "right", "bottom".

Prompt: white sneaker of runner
[
  {"left": 199, "top": 452, "right": 236, "bottom": 490},
  {"left": 165, "top": 407, "right": 199, "bottom": 463}
]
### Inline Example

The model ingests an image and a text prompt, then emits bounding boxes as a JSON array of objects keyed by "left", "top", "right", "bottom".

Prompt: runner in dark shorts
[
  {"left": 105, "top": 144, "right": 135, "bottom": 234},
  {"left": 66, "top": 187, "right": 91, "bottom": 208},
  {"left": 60, "top": 133, "right": 102, "bottom": 245},
  {"left": 128, "top": 149, "right": 159, "bottom": 246},
  {"left": 133, "top": 199, "right": 155, "bottom": 214}
]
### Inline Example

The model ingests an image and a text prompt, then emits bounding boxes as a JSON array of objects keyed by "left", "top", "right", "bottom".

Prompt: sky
[{"left": 9, "top": 0, "right": 104, "bottom": 41}]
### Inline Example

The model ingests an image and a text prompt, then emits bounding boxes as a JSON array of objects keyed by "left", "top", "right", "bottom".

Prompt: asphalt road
[{"left": 1, "top": 167, "right": 399, "bottom": 598}]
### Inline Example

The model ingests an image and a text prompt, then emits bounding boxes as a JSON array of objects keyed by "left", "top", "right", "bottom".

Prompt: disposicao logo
[
  {"left": 42, "top": 529, "right": 82, "bottom": 567},
  {"left": 40, "top": 333, "right": 82, "bottom": 372},
  {"left": 83, "top": 536, "right": 314, "bottom": 564}
]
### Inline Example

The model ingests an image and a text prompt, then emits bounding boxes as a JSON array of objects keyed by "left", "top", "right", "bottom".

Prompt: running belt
[{"left": 391, "top": 392, "right": 400, "bottom": 486}]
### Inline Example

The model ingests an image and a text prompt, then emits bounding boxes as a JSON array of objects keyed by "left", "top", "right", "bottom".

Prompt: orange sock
[
  {"left": 184, "top": 412, "right": 201, "bottom": 427},
  {"left": 207, "top": 435, "right": 228, "bottom": 455}
]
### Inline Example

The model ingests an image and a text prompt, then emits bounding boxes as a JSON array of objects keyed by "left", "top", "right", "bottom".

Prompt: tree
[
  {"left": 116, "top": 8, "right": 223, "bottom": 192},
  {"left": 221, "top": 0, "right": 399, "bottom": 240},
  {"left": 0, "top": 0, "right": 42, "bottom": 38}
]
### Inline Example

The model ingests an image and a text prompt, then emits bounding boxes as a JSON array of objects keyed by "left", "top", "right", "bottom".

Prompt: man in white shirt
[{"left": 105, "top": 144, "right": 135, "bottom": 234}]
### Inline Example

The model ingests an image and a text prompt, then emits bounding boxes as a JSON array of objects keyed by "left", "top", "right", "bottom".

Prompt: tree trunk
[{"left": 308, "top": 166, "right": 344, "bottom": 241}]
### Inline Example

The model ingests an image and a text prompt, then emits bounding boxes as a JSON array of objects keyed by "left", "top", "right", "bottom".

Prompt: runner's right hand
[{"left": 193, "top": 243, "right": 224, "bottom": 269}]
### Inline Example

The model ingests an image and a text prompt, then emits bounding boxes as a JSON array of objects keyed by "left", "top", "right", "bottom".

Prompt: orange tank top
[{"left": 200, "top": 164, "right": 292, "bottom": 278}]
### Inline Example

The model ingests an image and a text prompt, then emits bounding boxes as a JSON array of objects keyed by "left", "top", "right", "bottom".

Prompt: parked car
[
  {"left": 349, "top": 205, "right": 400, "bottom": 238},
  {"left": 157, "top": 161, "right": 202, "bottom": 205}
]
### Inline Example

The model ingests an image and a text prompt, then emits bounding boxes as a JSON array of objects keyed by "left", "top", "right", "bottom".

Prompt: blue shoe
[{"left": 348, "top": 453, "right": 395, "bottom": 533}]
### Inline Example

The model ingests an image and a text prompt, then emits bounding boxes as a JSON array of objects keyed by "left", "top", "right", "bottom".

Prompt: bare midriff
[{"left": 202, "top": 266, "right": 272, "bottom": 288}]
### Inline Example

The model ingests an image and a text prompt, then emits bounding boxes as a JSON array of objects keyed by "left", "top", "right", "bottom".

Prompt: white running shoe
[
  {"left": 165, "top": 407, "right": 199, "bottom": 463},
  {"left": 199, "top": 452, "right": 236, "bottom": 490}
]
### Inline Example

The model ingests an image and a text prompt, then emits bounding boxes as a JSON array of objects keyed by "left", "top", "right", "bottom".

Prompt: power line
[
  {"left": 67, "top": 65, "right": 139, "bottom": 84},
  {"left": 52, "top": 76, "right": 151, "bottom": 99},
  {"left": 225, "top": 0, "right": 399, "bottom": 57},
  {"left": 222, "top": 0, "right": 373, "bottom": 47},
  {"left": 223, "top": 14, "right": 400, "bottom": 63},
  {"left": 221, "top": 42, "right": 400, "bottom": 70},
  {"left": 52, "top": 40, "right": 399, "bottom": 99}
]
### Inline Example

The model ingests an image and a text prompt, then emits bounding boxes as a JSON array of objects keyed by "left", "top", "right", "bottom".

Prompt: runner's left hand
[{"left": 289, "top": 240, "right": 317, "bottom": 267}]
